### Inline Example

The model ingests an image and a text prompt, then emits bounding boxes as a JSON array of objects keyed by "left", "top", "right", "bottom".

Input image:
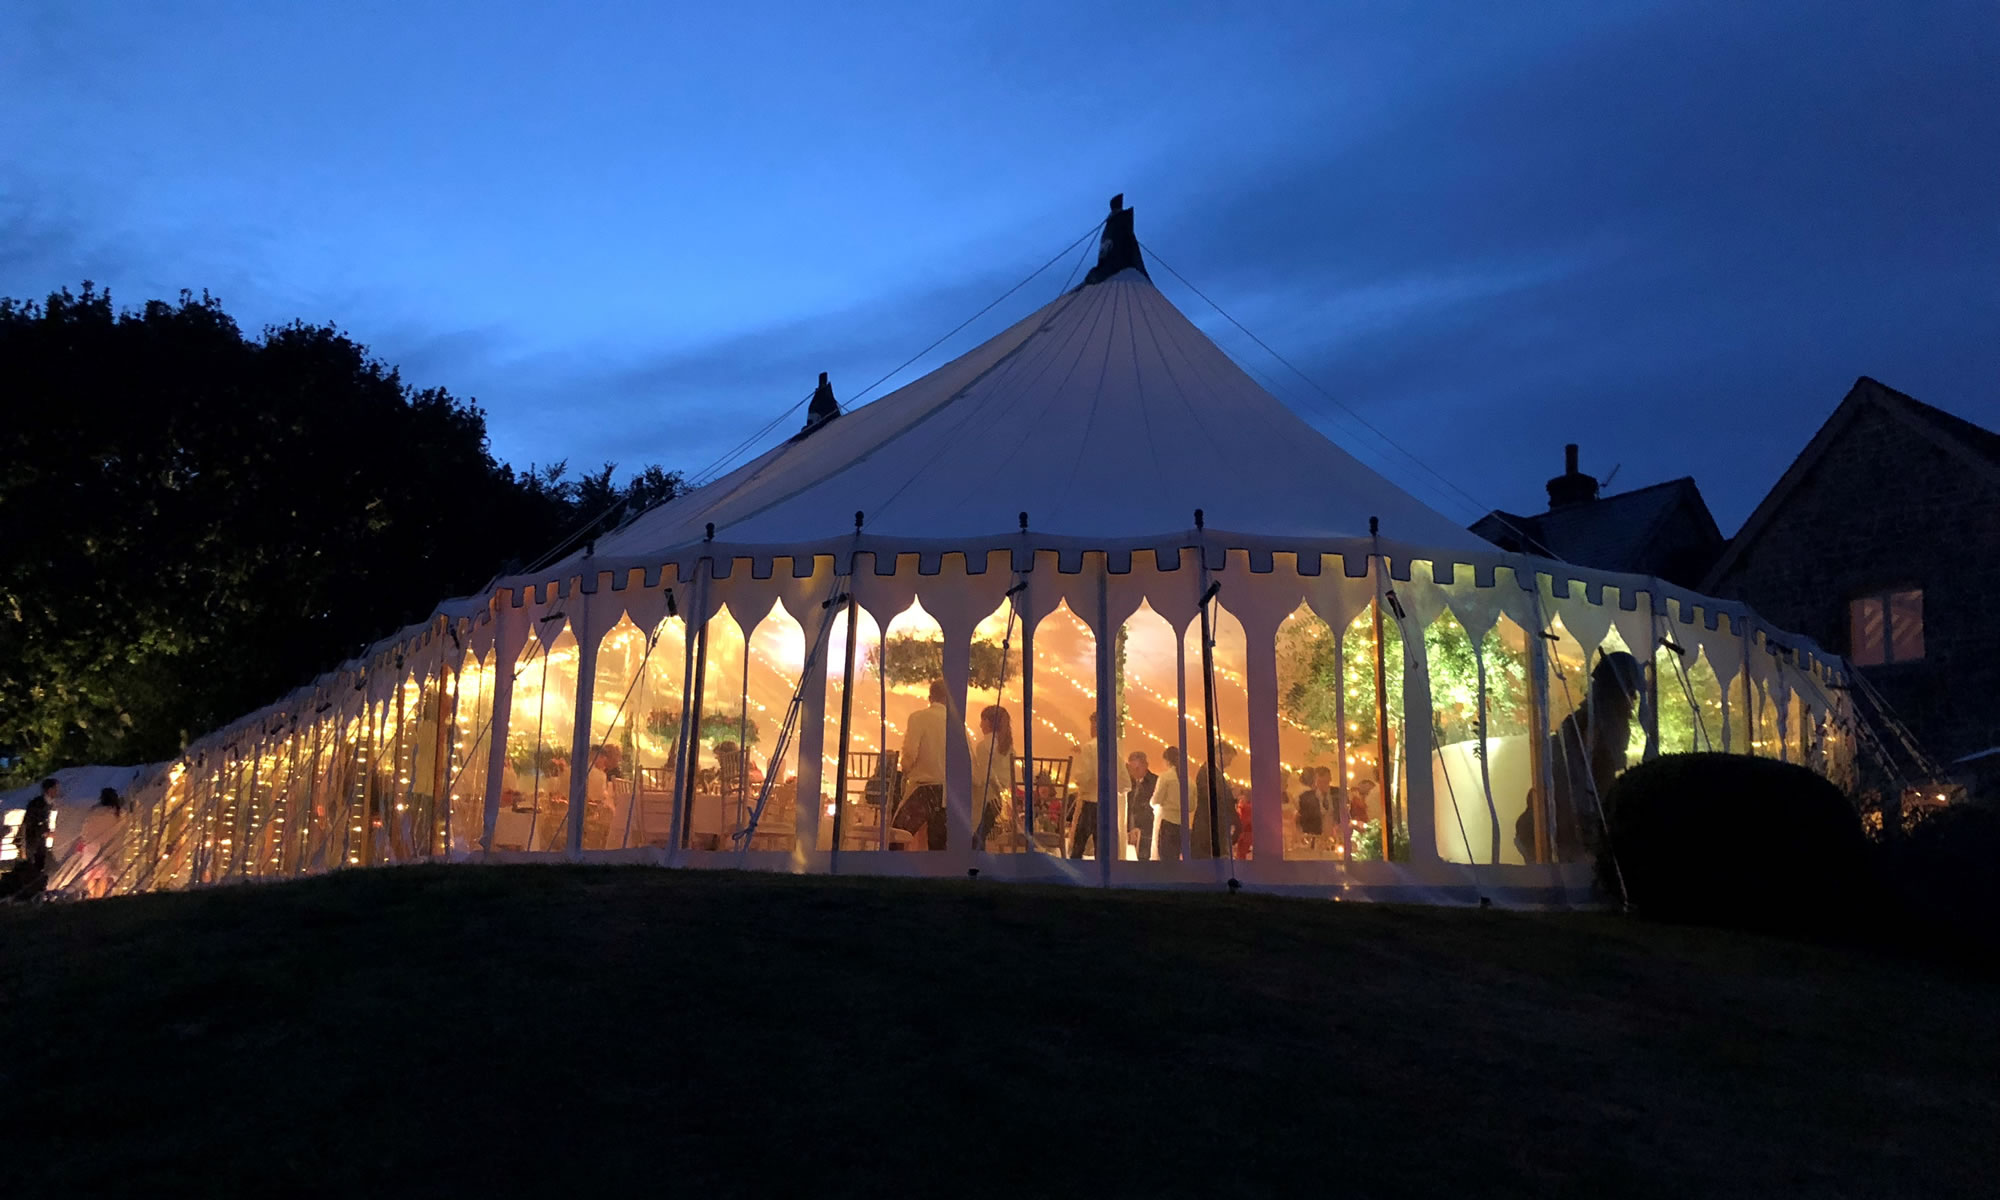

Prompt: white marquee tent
[{"left": 61, "top": 197, "right": 1854, "bottom": 905}]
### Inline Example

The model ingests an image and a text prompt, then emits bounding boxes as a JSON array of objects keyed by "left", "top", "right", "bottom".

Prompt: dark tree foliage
[{"left": 0, "top": 284, "right": 682, "bottom": 780}]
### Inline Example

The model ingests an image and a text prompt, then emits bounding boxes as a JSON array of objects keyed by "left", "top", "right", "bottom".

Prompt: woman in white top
[{"left": 971, "top": 705, "right": 1014, "bottom": 851}]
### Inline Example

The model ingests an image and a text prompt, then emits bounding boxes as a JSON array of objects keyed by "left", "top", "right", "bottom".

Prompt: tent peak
[
  {"left": 792, "top": 371, "right": 841, "bottom": 441},
  {"left": 1076, "top": 193, "right": 1148, "bottom": 289}
]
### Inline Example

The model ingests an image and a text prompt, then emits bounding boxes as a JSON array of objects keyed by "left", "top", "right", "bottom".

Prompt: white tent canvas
[{"left": 62, "top": 197, "right": 1854, "bottom": 906}]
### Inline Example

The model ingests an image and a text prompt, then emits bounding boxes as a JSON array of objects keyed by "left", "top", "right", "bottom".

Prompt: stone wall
[{"left": 1709, "top": 401, "right": 2000, "bottom": 771}]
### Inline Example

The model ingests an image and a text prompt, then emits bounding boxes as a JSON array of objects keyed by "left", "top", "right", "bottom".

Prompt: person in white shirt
[
  {"left": 1153, "top": 746, "right": 1187, "bottom": 861},
  {"left": 583, "top": 744, "right": 617, "bottom": 850},
  {"left": 895, "top": 681, "right": 963, "bottom": 850},
  {"left": 1068, "top": 712, "right": 1107, "bottom": 859}
]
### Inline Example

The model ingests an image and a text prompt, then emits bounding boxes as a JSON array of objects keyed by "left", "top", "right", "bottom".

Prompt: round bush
[
  {"left": 1884, "top": 804, "right": 2000, "bottom": 949},
  {"left": 1600, "top": 753, "right": 1873, "bottom": 928}
]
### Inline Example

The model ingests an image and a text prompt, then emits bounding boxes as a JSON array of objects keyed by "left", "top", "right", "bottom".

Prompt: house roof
[
  {"left": 1471, "top": 476, "right": 1721, "bottom": 578},
  {"left": 571, "top": 198, "right": 1485, "bottom": 559},
  {"left": 1704, "top": 376, "right": 2000, "bottom": 587}
]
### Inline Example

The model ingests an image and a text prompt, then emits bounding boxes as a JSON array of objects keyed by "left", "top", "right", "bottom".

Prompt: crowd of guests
[
  {"left": 3, "top": 778, "right": 127, "bottom": 901},
  {"left": 883, "top": 681, "right": 1384, "bottom": 860}
]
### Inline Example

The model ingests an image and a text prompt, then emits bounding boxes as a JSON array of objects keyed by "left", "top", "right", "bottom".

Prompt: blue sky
[{"left": 4, "top": 0, "right": 1996, "bottom": 531}]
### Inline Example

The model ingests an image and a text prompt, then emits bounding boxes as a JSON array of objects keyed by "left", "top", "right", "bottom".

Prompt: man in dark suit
[
  {"left": 1192, "top": 742, "right": 1241, "bottom": 860},
  {"left": 1122, "top": 751, "right": 1159, "bottom": 861}
]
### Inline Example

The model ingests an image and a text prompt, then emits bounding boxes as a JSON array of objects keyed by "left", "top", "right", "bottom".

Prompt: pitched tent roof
[
  {"left": 585, "top": 198, "right": 1484, "bottom": 560},
  {"left": 1704, "top": 375, "right": 2000, "bottom": 587}
]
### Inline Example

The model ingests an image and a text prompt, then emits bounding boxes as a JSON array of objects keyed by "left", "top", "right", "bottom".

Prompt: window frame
[{"left": 1847, "top": 586, "right": 1924, "bottom": 666}]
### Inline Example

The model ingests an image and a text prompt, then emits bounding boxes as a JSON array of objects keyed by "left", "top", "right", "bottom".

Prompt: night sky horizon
[{"left": 5, "top": 1, "right": 1996, "bottom": 535}]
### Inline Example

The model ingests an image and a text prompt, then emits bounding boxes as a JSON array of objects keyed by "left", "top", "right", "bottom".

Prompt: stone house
[{"left": 1703, "top": 376, "right": 2000, "bottom": 790}]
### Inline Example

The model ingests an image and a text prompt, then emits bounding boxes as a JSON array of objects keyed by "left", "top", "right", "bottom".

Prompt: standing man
[
  {"left": 1191, "top": 742, "right": 1242, "bottom": 860},
  {"left": 2, "top": 778, "right": 58, "bottom": 900},
  {"left": 1068, "top": 713, "right": 1103, "bottom": 859},
  {"left": 1154, "top": 747, "right": 1187, "bottom": 861},
  {"left": 896, "top": 680, "right": 961, "bottom": 851},
  {"left": 1123, "top": 751, "right": 1159, "bottom": 861}
]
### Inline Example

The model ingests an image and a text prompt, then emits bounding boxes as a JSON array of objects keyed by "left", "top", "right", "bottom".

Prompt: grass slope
[{"left": 2, "top": 867, "right": 1995, "bottom": 1198}]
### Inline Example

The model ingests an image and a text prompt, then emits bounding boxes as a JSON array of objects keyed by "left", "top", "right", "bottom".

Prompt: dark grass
[{"left": 2, "top": 867, "right": 1995, "bottom": 1198}]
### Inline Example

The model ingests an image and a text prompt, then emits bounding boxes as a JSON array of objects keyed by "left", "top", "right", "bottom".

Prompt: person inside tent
[
  {"left": 583, "top": 744, "right": 618, "bottom": 850},
  {"left": 1, "top": 779, "right": 58, "bottom": 901},
  {"left": 1123, "top": 751, "right": 1158, "bottom": 861},
  {"left": 971, "top": 705, "right": 1013, "bottom": 851},
  {"left": 1068, "top": 713, "right": 1106, "bottom": 859},
  {"left": 894, "top": 680, "right": 960, "bottom": 851},
  {"left": 1192, "top": 743, "right": 1242, "bottom": 860},
  {"left": 1153, "top": 747, "right": 1187, "bottom": 861},
  {"left": 1515, "top": 649, "right": 1645, "bottom": 863},
  {"left": 1295, "top": 765, "right": 1327, "bottom": 850}
]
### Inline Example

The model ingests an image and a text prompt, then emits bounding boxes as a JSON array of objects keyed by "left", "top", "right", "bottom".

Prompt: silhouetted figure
[
  {"left": 971, "top": 705, "right": 1013, "bottom": 851},
  {"left": 1517, "top": 650, "right": 1645, "bottom": 862},
  {"left": 1192, "top": 743, "right": 1243, "bottom": 859},
  {"left": 2, "top": 778, "right": 58, "bottom": 901}
]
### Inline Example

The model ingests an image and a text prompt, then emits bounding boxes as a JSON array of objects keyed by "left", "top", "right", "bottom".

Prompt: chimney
[{"left": 1545, "top": 443, "right": 1599, "bottom": 509}]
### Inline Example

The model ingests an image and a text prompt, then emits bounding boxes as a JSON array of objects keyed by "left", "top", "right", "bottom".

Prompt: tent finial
[
  {"left": 1075, "top": 193, "right": 1149, "bottom": 289},
  {"left": 793, "top": 372, "right": 841, "bottom": 441}
]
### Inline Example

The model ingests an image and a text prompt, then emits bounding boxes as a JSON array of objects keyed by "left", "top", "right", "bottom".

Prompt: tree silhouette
[{"left": 0, "top": 284, "right": 681, "bottom": 779}]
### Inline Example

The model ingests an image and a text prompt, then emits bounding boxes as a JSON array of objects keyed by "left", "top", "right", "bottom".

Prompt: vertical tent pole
[
  {"left": 1370, "top": 525, "right": 1393, "bottom": 862},
  {"left": 876, "top": 600, "right": 889, "bottom": 852},
  {"left": 1019, "top": 563, "right": 1036, "bottom": 847},
  {"left": 1334, "top": 627, "right": 1350, "bottom": 863},
  {"left": 391, "top": 668, "right": 410, "bottom": 863},
  {"left": 829, "top": 545, "right": 862, "bottom": 872},
  {"left": 567, "top": 572, "right": 601, "bottom": 858},
  {"left": 1094, "top": 566, "right": 1117, "bottom": 885},
  {"left": 1196, "top": 513, "right": 1225, "bottom": 867},
  {"left": 1474, "top": 642, "right": 1500, "bottom": 865},
  {"left": 238, "top": 741, "right": 263, "bottom": 880},
  {"left": 431, "top": 663, "right": 452, "bottom": 858},
  {"left": 666, "top": 582, "right": 700, "bottom": 856},
  {"left": 678, "top": 560, "right": 713, "bottom": 857},
  {"left": 1526, "top": 596, "right": 1554, "bottom": 865},
  {"left": 480, "top": 598, "right": 525, "bottom": 860}
]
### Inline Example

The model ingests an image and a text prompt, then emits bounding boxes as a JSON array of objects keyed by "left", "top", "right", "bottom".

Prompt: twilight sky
[{"left": 4, "top": 0, "right": 1996, "bottom": 532}]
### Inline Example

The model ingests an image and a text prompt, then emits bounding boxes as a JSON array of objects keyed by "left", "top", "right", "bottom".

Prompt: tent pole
[
  {"left": 1094, "top": 568, "right": 1117, "bottom": 885},
  {"left": 1371, "top": 584, "right": 1392, "bottom": 861},
  {"left": 1334, "top": 628, "right": 1350, "bottom": 863},
  {"left": 679, "top": 580, "right": 712, "bottom": 857},
  {"left": 430, "top": 664, "right": 452, "bottom": 858},
  {"left": 830, "top": 587, "right": 861, "bottom": 873},
  {"left": 666, "top": 585, "right": 699, "bottom": 857}
]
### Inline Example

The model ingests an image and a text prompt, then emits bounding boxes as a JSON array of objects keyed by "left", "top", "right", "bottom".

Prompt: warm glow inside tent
[{"left": 70, "top": 198, "right": 1854, "bottom": 905}]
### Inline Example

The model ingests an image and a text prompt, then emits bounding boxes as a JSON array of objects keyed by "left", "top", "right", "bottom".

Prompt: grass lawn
[{"left": 2, "top": 867, "right": 1995, "bottom": 1198}]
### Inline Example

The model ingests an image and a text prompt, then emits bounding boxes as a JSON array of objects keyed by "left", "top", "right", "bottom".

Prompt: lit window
[{"left": 1848, "top": 589, "right": 1923, "bottom": 666}]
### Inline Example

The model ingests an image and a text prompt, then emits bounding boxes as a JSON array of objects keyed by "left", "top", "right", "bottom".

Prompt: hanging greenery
[
  {"left": 1275, "top": 607, "right": 1405, "bottom": 755},
  {"left": 1424, "top": 618, "right": 1531, "bottom": 745},
  {"left": 639, "top": 707, "right": 761, "bottom": 749},
  {"left": 870, "top": 635, "right": 1013, "bottom": 692},
  {"left": 505, "top": 733, "right": 566, "bottom": 777}
]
